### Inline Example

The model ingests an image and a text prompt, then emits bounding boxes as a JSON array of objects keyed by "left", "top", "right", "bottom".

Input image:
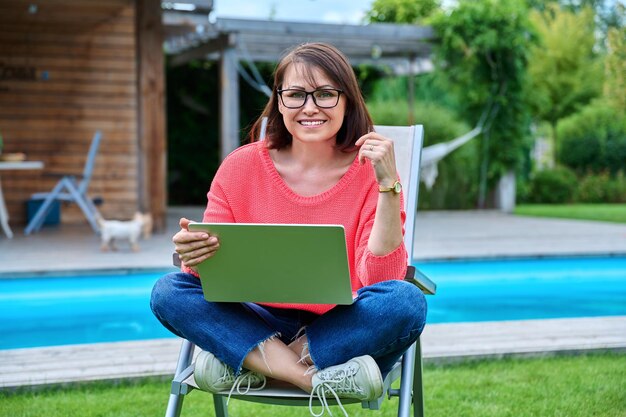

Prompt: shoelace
[
  {"left": 308, "top": 366, "right": 363, "bottom": 417},
  {"left": 225, "top": 370, "right": 267, "bottom": 404},
  {"left": 309, "top": 382, "right": 348, "bottom": 417}
]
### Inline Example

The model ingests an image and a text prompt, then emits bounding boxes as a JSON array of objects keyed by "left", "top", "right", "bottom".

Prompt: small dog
[{"left": 96, "top": 212, "right": 153, "bottom": 252}]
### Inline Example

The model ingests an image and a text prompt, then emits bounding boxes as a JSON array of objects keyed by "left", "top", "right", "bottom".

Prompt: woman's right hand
[{"left": 173, "top": 217, "right": 220, "bottom": 271}]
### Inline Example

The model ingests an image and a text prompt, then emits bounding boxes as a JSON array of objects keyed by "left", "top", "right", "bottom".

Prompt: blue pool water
[
  {"left": 0, "top": 257, "right": 625, "bottom": 350},
  {"left": 0, "top": 269, "right": 176, "bottom": 350},
  {"left": 417, "top": 256, "right": 626, "bottom": 323}
]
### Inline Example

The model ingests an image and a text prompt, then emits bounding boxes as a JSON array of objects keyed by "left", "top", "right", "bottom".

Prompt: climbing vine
[{"left": 432, "top": 0, "right": 534, "bottom": 205}]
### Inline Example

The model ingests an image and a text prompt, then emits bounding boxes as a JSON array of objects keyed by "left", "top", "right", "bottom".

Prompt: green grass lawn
[
  {"left": 515, "top": 204, "right": 626, "bottom": 224},
  {"left": 2, "top": 353, "right": 625, "bottom": 417}
]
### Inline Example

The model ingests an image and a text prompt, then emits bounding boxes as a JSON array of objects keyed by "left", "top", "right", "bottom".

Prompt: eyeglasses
[{"left": 277, "top": 88, "right": 343, "bottom": 109}]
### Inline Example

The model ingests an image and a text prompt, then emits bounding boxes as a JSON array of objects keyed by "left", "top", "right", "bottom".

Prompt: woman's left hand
[{"left": 355, "top": 132, "right": 398, "bottom": 186}]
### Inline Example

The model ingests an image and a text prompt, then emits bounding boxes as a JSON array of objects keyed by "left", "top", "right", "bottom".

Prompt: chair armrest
[{"left": 404, "top": 266, "right": 437, "bottom": 295}]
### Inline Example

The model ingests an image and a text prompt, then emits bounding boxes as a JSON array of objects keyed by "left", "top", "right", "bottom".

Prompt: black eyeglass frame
[{"left": 276, "top": 88, "right": 344, "bottom": 109}]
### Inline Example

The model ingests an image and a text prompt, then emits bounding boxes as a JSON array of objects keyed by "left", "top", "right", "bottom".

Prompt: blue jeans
[{"left": 150, "top": 272, "right": 427, "bottom": 377}]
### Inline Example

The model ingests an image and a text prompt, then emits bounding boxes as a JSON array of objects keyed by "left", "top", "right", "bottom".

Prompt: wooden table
[{"left": 0, "top": 161, "right": 44, "bottom": 238}]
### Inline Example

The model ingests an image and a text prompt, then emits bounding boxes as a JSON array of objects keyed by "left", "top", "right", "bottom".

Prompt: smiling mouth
[{"left": 299, "top": 120, "right": 326, "bottom": 126}]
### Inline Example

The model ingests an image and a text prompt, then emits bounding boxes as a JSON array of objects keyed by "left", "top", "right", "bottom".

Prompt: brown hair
[{"left": 248, "top": 42, "right": 373, "bottom": 151}]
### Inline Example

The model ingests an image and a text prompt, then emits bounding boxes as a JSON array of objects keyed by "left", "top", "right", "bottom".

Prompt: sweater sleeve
[
  {"left": 202, "top": 180, "right": 236, "bottom": 223},
  {"left": 182, "top": 164, "right": 236, "bottom": 277},
  {"left": 201, "top": 144, "right": 255, "bottom": 223},
  {"left": 354, "top": 190, "right": 408, "bottom": 287}
]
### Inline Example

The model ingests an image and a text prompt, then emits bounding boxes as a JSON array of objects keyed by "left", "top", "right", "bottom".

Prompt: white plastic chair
[
  {"left": 165, "top": 125, "right": 436, "bottom": 417},
  {"left": 24, "top": 131, "right": 103, "bottom": 235}
]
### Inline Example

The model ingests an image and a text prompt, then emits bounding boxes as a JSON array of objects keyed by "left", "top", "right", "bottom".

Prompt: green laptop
[{"left": 188, "top": 223, "right": 354, "bottom": 305}]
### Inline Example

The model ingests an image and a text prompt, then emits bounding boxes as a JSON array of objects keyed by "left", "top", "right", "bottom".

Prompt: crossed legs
[
  {"left": 243, "top": 335, "right": 313, "bottom": 392},
  {"left": 151, "top": 272, "right": 427, "bottom": 392}
]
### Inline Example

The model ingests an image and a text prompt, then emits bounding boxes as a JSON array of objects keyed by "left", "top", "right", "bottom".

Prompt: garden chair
[
  {"left": 165, "top": 125, "right": 437, "bottom": 417},
  {"left": 24, "top": 131, "right": 103, "bottom": 235}
]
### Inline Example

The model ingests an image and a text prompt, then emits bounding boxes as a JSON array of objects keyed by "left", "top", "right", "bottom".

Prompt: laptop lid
[{"left": 187, "top": 223, "right": 354, "bottom": 305}]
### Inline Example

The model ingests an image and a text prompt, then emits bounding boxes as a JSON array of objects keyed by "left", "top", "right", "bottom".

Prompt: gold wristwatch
[{"left": 379, "top": 180, "right": 402, "bottom": 194}]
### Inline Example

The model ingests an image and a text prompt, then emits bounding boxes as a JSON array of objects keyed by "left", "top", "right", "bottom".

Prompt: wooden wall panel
[{"left": 0, "top": 0, "right": 140, "bottom": 227}]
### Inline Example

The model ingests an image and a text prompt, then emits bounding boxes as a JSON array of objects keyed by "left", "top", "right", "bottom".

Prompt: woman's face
[{"left": 278, "top": 63, "right": 346, "bottom": 146}]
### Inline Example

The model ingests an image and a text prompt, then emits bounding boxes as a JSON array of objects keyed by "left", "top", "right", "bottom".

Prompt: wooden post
[
  {"left": 220, "top": 42, "right": 240, "bottom": 160},
  {"left": 136, "top": 0, "right": 167, "bottom": 231}
]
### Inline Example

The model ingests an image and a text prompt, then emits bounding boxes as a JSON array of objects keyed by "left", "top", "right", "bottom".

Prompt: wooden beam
[
  {"left": 164, "top": 17, "right": 434, "bottom": 70},
  {"left": 214, "top": 18, "right": 435, "bottom": 41},
  {"left": 136, "top": 0, "right": 167, "bottom": 232},
  {"left": 219, "top": 44, "right": 239, "bottom": 160},
  {"left": 230, "top": 33, "right": 432, "bottom": 62}
]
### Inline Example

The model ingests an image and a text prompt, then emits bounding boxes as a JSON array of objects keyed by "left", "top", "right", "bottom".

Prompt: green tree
[
  {"left": 432, "top": 0, "right": 534, "bottom": 207},
  {"left": 559, "top": 0, "right": 625, "bottom": 44},
  {"left": 528, "top": 0, "right": 625, "bottom": 44},
  {"left": 604, "top": 25, "right": 626, "bottom": 113},
  {"left": 366, "top": 0, "right": 441, "bottom": 24},
  {"left": 527, "top": 4, "right": 603, "bottom": 159}
]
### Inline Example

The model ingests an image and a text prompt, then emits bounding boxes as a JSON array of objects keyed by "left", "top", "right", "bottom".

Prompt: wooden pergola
[{"left": 163, "top": 14, "right": 435, "bottom": 159}]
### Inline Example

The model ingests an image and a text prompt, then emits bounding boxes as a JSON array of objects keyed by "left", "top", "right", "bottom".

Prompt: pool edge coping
[{"left": 2, "top": 252, "right": 626, "bottom": 278}]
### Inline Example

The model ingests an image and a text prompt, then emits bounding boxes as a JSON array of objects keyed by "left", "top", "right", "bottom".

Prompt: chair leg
[
  {"left": 413, "top": 338, "right": 425, "bottom": 417},
  {"left": 24, "top": 180, "right": 66, "bottom": 235},
  {"left": 165, "top": 339, "right": 196, "bottom": 417},
  {"left": 165, "top": 393, "right": 185, "bottom": 417},
  {"left": 213, "top": 394, "right": 229, "bottom": 417},
  {"left": 398, "top": 344, "right": 416, "bottom": 417},
  {"left": 65, "top": 179, "right": 101, "bottom": 233}
]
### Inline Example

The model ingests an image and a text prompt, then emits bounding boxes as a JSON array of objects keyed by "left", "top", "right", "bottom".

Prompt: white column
[{"left": 496, "top": 170, "right": 516, "bottom": 213}]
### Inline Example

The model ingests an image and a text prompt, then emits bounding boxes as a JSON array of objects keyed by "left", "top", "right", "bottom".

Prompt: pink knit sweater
[{"left": 186, "top": 141, "right": 408, "bottom": 315}]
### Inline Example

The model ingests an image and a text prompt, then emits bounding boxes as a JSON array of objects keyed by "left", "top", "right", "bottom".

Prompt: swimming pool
[
  {"left": 0, "top": 269, "right": 176, "bottom": 350},
  {"left": 418, "top": 256, "right": 626, "bottom": 323},
  {"left": 1, "top": 256, "right": 625, "bottom": 350}
]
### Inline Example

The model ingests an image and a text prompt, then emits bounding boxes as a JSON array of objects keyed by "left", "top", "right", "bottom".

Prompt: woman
[{"left": 151, "top": 42, "right": 427, "bottom": 416}]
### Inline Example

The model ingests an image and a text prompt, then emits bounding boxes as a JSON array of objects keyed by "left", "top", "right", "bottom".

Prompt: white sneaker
[
  {"left": 309, "top": 355, "right": 383, "bottom": 416},
  {"left": 194, "top": 350, "right": 266, "bottom": 396}
]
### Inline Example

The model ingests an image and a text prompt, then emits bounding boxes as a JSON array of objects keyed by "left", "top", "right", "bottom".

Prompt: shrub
[
  {"left": 605, "top": 131, "right": 626, "bottom": 177},
  {"left": 576, "top": 173, "right": 609, "bottom": 203},
  {"left": 557, "top": 101, "right": 626, "bottom": 175},
  {"left": 527, "top": 166, "right": 578, "bottom": 204},
  {"left": 516, "top": 178, "right": 531, "bottom": 203},
  {"left": 576, "top": 172, "right": 626, "bottom": 203},
  {"left": 367, "top": 100, "right": 478, "bottom": 209},
  {"left": 608, "top": 172, "right": 626, "bottom": 203}
]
